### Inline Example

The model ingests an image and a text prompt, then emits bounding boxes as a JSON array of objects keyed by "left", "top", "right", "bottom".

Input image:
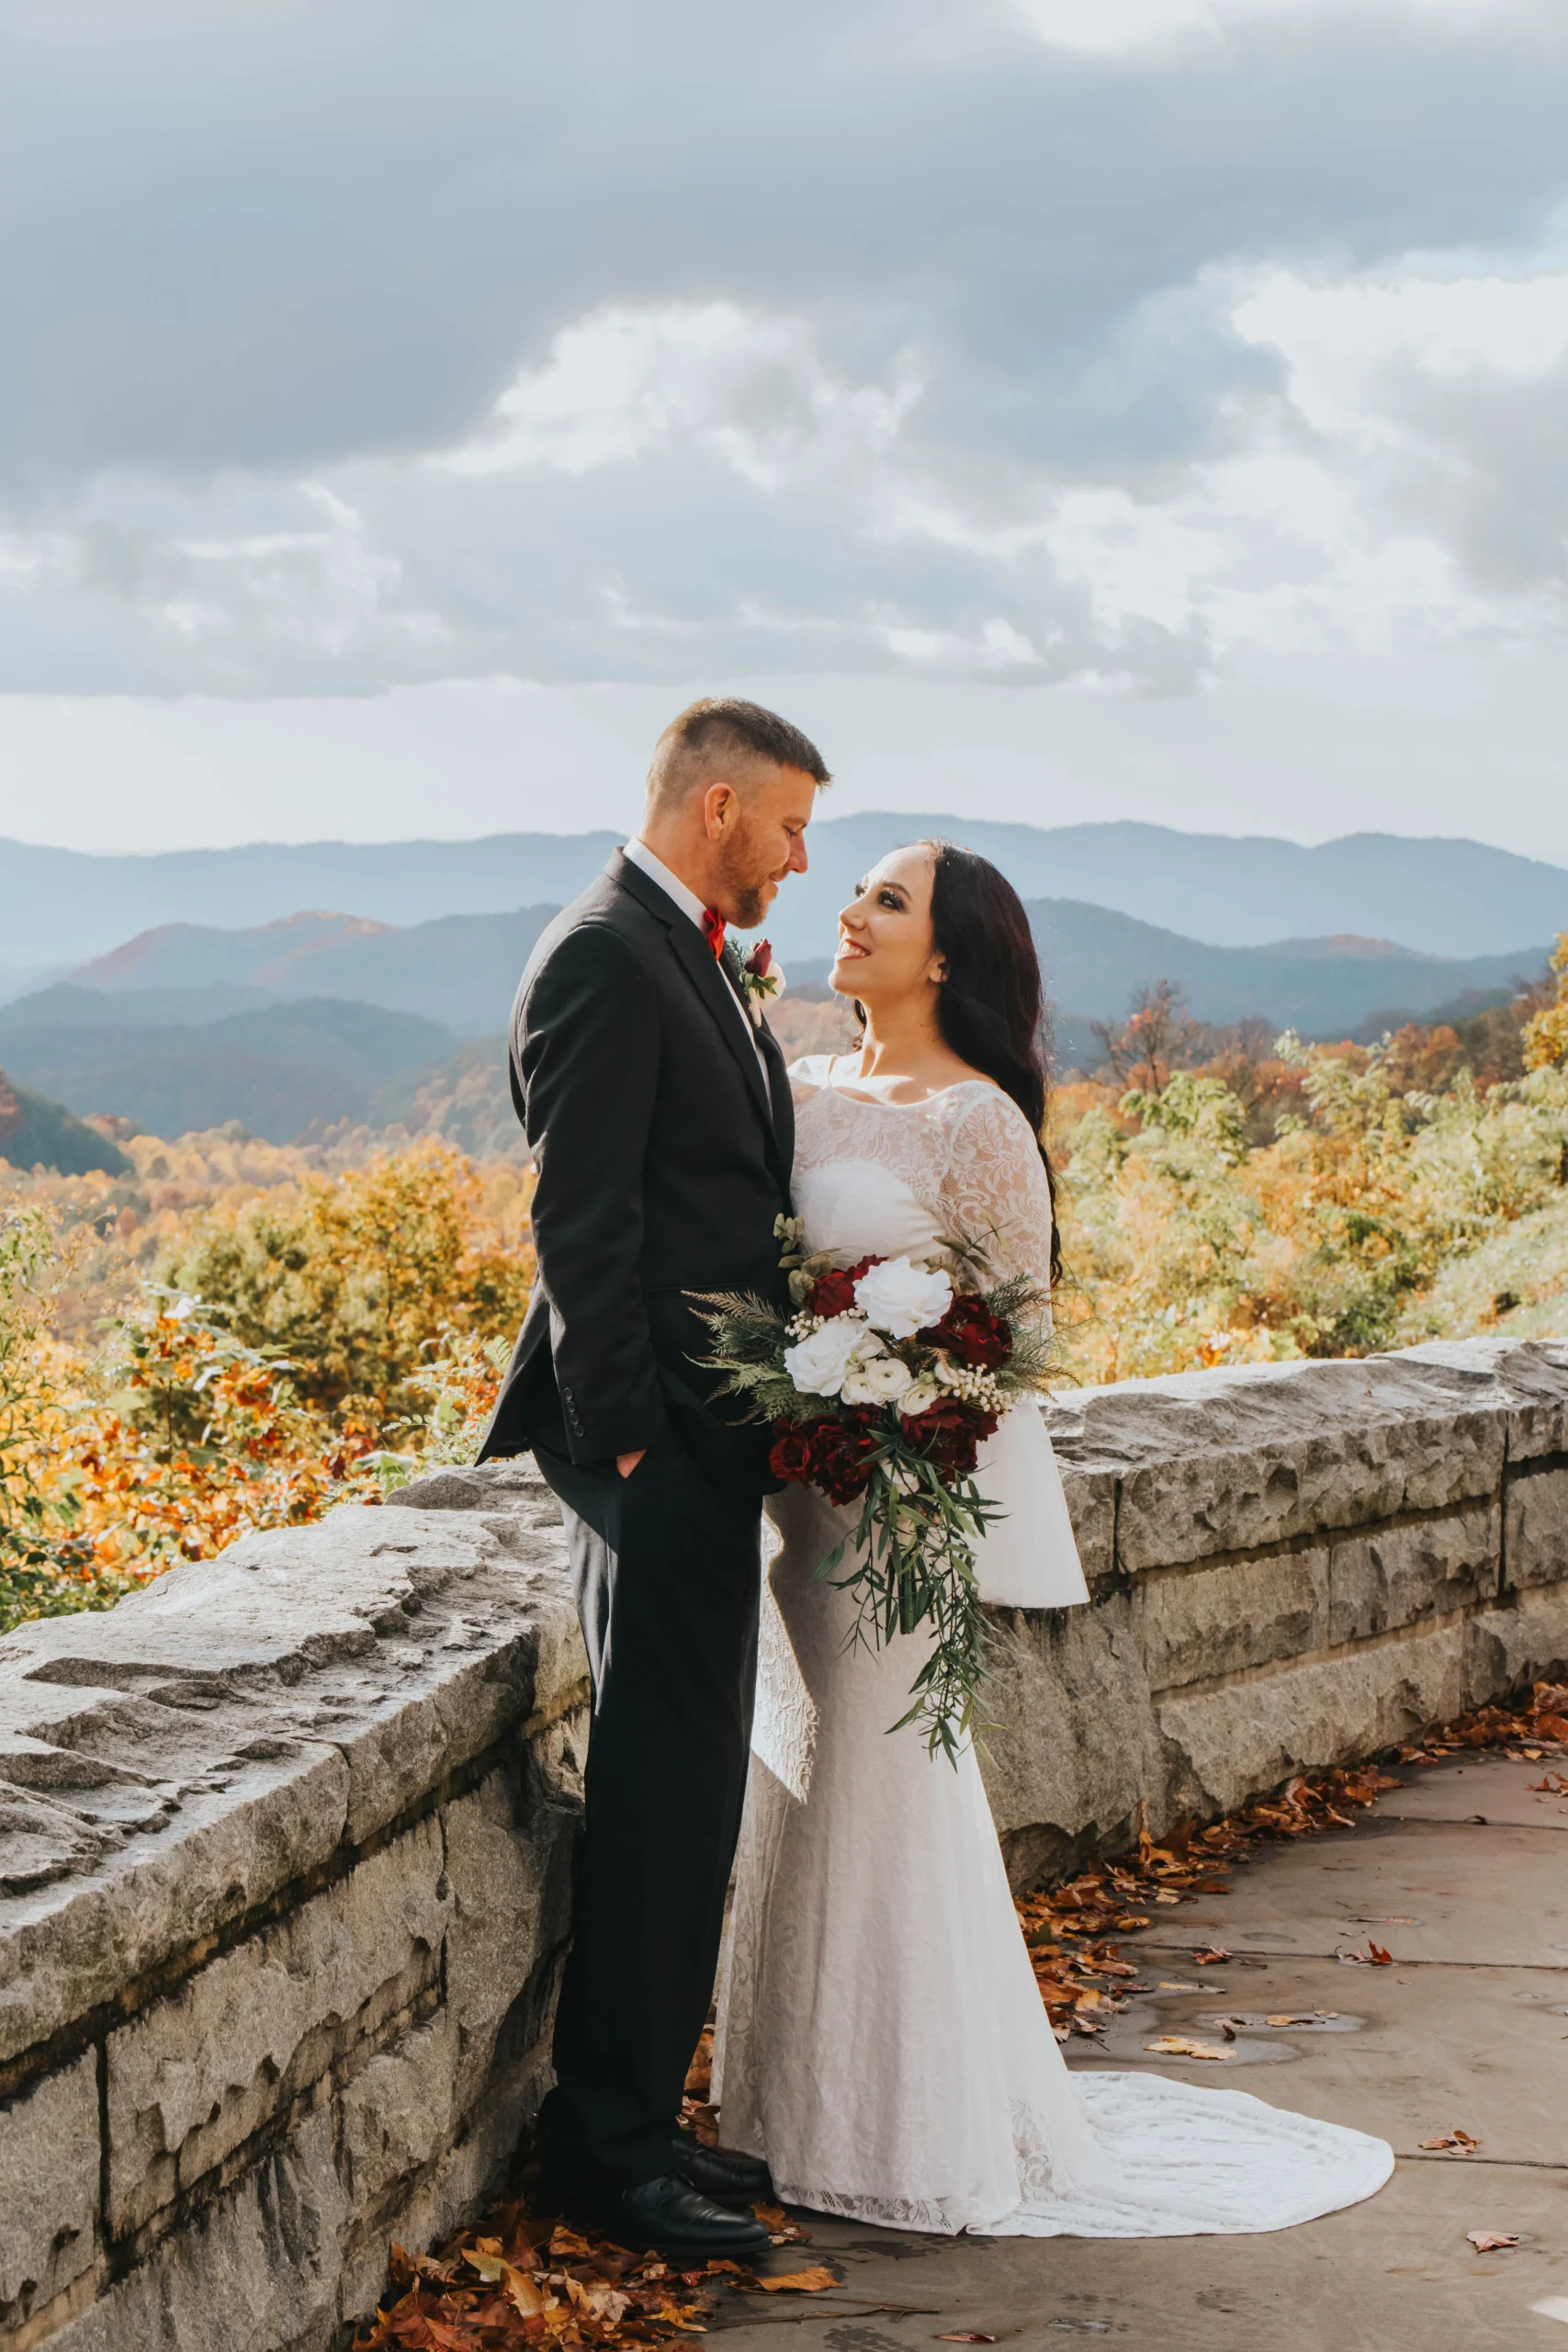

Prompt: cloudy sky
[{"left": 3, "top": 0, "right": 1568, "bottom": 857}]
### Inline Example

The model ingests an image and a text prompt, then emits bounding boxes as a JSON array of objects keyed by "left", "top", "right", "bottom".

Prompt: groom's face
[{"left": 711, "top": 763, "right": 818, "bottom": 929}]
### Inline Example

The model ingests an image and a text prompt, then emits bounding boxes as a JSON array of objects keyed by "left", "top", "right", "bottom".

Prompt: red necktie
[{"left": 701, "top": 906, "right": 726, "bottom": 960}]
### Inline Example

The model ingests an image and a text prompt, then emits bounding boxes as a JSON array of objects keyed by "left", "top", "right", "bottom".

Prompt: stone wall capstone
[{"left": 1, "top": 1336, "right": 1565, "bottom": 2350}]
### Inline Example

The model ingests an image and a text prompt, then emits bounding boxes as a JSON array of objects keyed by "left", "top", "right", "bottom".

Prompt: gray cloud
[{"left": 2, "top": 0, "right": 1567, "bottom": 693}]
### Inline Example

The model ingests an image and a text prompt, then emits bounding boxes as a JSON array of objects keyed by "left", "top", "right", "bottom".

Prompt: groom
[{"left": 479, "top": 697, "right": 830, "bottom": 2256}]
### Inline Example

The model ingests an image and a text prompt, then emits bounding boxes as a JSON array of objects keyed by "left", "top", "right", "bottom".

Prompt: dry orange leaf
[
  {"left": 1192, "top": 1946, "right": 1230, "bottom": 1965},
  {"left": 1420, "top": 2129, "right": 1482, "bottom": 2154},
  {"left": 1145, "top": 2034, "right": 1234, "bottom": 2062},
  {"left": 1467, "top": 2231, "right": 1521, "bottom": 2252},
  {"left": 758, "top": 2267, "right": 839, "bottom": 2294}
]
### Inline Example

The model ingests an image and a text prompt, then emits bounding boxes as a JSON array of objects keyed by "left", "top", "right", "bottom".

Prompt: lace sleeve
[{"left": 937, "top": 1089, "right": 1055, "bottom": 1327}]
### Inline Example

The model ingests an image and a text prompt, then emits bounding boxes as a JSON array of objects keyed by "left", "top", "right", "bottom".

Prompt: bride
[{"left": 713, "top": 839, "right": 1393, "bottom": 2238}]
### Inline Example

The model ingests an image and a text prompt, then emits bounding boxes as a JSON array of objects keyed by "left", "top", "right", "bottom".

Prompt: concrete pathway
[{"left": 715, "top": 1751, "right": 1568, "bottom": 2350}]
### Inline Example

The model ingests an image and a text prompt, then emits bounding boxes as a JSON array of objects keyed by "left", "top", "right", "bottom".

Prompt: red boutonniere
[{"left": 736, "top": 938, "right": 785, "bottom": 1016}]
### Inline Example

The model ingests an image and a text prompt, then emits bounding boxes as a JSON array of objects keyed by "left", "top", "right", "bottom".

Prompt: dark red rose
[
  {"left": 745, "top": 938, "right": 774, "bottom": 979},
  {"left": 918, "top": 1292, "right": 1012, "bottom": 1371},
  {"left": 808, "top": 1406, "right": 884, "bottom": 1505},
  {"left": 769, "top": 1419, "right": 818, "bottom": 1485},
  {"left": 899, "top": 1396, "right": 998, "bottom": 1482},
  {"left": 806, "top": 1252, "right": 881, "bottom": 1320}
]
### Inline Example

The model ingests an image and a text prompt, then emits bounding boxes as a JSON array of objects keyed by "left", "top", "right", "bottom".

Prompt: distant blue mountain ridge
[
  {"left": 0, "top": 897, "right": 1547, "bottom": 1044},
  {"left": 2, "top": 814, "right": 1564, "bottom": 978},
  {"left": 0, "top": 918, "right": 1551, "bottom": 1156},
  {"left": 2, "top": 817, "right": 1557, "bottom": 1151}
]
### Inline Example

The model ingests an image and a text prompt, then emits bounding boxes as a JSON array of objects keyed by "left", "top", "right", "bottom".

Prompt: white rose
[
  {"left": 784, "top": 1315, "right": 869, "bottom": 1397},
  {"left": 853, "top": 1256, "right": 953, "bottom": 1340},
  {"left": 840, "top": 1352, "right": 916, "bottom": 1407},
  {"left": 897, "top": 1376, "right": 941, "bottom": 1418}
]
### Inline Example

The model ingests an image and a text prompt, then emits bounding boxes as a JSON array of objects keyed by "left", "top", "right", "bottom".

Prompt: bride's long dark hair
[{"left": 922, "top": 838, "right": 1062, "bottom": 1287}]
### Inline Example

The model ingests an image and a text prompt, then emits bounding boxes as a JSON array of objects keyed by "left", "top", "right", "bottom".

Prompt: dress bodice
[
  {"left": 784, "top": 1055, "right": 1079, "bottom": 1611},
  {"left": 788, "top": 1056, "right": 1055, "bottom": 1322}
]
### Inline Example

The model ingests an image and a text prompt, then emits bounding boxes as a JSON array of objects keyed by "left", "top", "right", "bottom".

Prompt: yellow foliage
[
  {"left": 1051, "top": 1039, "right": 1568, "bottom": 1385},
  {"left": 1, "top": 1138, "right": 532, "bottom": 1631},
  {"left": 155, "top": 1139, "right": 533, "bottom": 1414},
  {"left": 1523, "top": 933, "right": 1568, "bottom": 1072}
]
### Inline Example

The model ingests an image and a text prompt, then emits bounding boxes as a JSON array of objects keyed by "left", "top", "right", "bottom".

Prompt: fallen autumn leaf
[
  {"left": 758, "top": 2267, "right": 840, "bottom": 2294},
  {"left": 1145, "top": 2034, "right": 1234, "bottom": 2062},
  {"left": 1467, "top": 2231, "right": 1522, "bottom": 2252}
]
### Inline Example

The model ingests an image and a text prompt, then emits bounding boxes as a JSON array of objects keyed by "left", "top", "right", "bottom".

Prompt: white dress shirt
[{"left": 623, "top": 836, "right": 771, "bottom": 1080}]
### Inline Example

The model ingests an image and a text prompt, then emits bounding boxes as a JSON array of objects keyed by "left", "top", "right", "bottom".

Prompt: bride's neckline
[{"left": 818, "top": 1057, "right": 1003, "bottom": 1111}]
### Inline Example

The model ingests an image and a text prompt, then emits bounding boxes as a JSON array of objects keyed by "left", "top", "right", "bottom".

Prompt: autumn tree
[
  {"left": 1523, "top": 933, "right": 1568, "bottom": 1074},
  {"left": 1092, "top": 980, "right": 1207, "bottom": 1098},
  {"left": 155, "top": 1141, "right": 534, "bottom": 1417}
]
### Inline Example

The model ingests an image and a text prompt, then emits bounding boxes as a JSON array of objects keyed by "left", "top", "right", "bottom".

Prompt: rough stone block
[
  {"left": 1328, "top": 1501, "right": 1500, "bottom": 1645},
  {"left": 337, "top": 2010, "right": 458, "bottom": 2214},
  {"left": 979, "top": 1594, "right": 1167, "bottom": 1888},
  {"left": 1055, "top": 1465, "right": 1115, "bottom": 1589},
  {"left": 1464, "top": 1584, "right": 1568, "bottom": 1708},
  {"left": 1051, "top": 1352, "right": 1513, "bottom": 1572},
  {"left": 1115, "top": 1404, "right": 1503, "bottom": 1572},
  {"left": 1393, "top": 1337, "right": 1568, "bottom": 1461},
  {"left": 0, "top": 1741, "right": 352, "bottom": 2067},
  {"left": 1132, "top": 1548, "right": 1329, "bottom": 1692},
  {"left": 46, "top": 2107, "right": 348, "bottom": 2352},
  {"left": 106, "top": 1815, "right": 450, "bottom": 2233},
  {"left": 1504, "top": 1461, "right": 1568, "bottom": 1594},
  {"left": 0, "top": 2049, "right": 100, "bottom": 2326},
  {"left": 443, "top": 1757, "right": 579, "bottom": 2114},
  {"left": 1154, "top": 1620, "right": 1471, "bottom": 1825},
  {"left": 337, "top": 2041, "right": 543, "bottom": 2332}
]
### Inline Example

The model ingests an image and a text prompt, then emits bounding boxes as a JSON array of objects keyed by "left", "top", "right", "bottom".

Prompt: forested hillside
[{"left": 4, "top": 939, "right": 1565, "bottom": 1634}]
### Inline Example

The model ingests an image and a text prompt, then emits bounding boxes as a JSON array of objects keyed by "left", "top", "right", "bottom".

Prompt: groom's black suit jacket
[{"left": 477, "top": 851, "right": 795, "bottom": 1490}]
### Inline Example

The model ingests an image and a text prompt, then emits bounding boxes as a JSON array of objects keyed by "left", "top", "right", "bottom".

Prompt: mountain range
[
  {"left": 5, "top": 898, "right": 1541, "bottom": 1042},
  {"left": 4, "top": 816, "right": 1566, "bottom": 986},
  {"left": 2, "top": 812, "right": 1559, "bottom": 1155},
  {"left": 0, "top": 998, "right": 454, "bottom": 1150}
]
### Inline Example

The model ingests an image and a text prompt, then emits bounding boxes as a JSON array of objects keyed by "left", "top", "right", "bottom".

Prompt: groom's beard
[{"left": 716, "top": 828, "right": 778, "bottom": 931}]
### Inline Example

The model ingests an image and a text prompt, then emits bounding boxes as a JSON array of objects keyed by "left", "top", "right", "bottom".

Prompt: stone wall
[
  {"left": 0, "top": 1468, "right": 587, "bottom": 2352},
  {"left": 2, "top": 1336, "right": 1565, "bottom": 2349},
  {"left": 987, "top": 1336, "right": 1568, "bottom": 1883}
]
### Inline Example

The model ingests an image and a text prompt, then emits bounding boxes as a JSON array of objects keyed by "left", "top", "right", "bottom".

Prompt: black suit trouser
[{"left": 534, "top": 1430, "right": 762, "bottom": 2188}]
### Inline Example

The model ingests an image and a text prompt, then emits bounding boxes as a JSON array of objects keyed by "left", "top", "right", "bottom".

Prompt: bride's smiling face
[{"left": 832, "top": 846, "right": 947, "bottom": 1006}]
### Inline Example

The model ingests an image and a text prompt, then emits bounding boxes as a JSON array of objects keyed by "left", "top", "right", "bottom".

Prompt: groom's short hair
[{"left": 646, "top": 697, "right": 831, "bottom": 812}]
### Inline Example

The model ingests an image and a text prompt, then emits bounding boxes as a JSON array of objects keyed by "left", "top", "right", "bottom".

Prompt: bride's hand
[{"left": 616, "top": 1449, "right": 647, "bottom": 1478}]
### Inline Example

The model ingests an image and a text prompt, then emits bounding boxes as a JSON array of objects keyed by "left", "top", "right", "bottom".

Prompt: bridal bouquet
[{"left": 695, "top": 1225, "right": 1055, "bottom": 1760}]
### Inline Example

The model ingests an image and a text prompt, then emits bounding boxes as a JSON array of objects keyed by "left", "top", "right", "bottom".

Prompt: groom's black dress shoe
[
  {"left": 593, "top": 2174, "right": 771, "bottom": 2258},
  {"left": 671, "top": 2134, "right": 774, "bottom": 2207}
]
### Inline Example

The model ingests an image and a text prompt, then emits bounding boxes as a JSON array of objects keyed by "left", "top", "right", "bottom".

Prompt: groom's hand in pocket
[{"left": 615, "top": 1450, "right": 647, "bottom": 1479}]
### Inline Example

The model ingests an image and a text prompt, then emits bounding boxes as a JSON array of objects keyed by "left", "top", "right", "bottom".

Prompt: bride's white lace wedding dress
[{"left": 712, "top": 1057, "right": 1393, "bottom": 2237}]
